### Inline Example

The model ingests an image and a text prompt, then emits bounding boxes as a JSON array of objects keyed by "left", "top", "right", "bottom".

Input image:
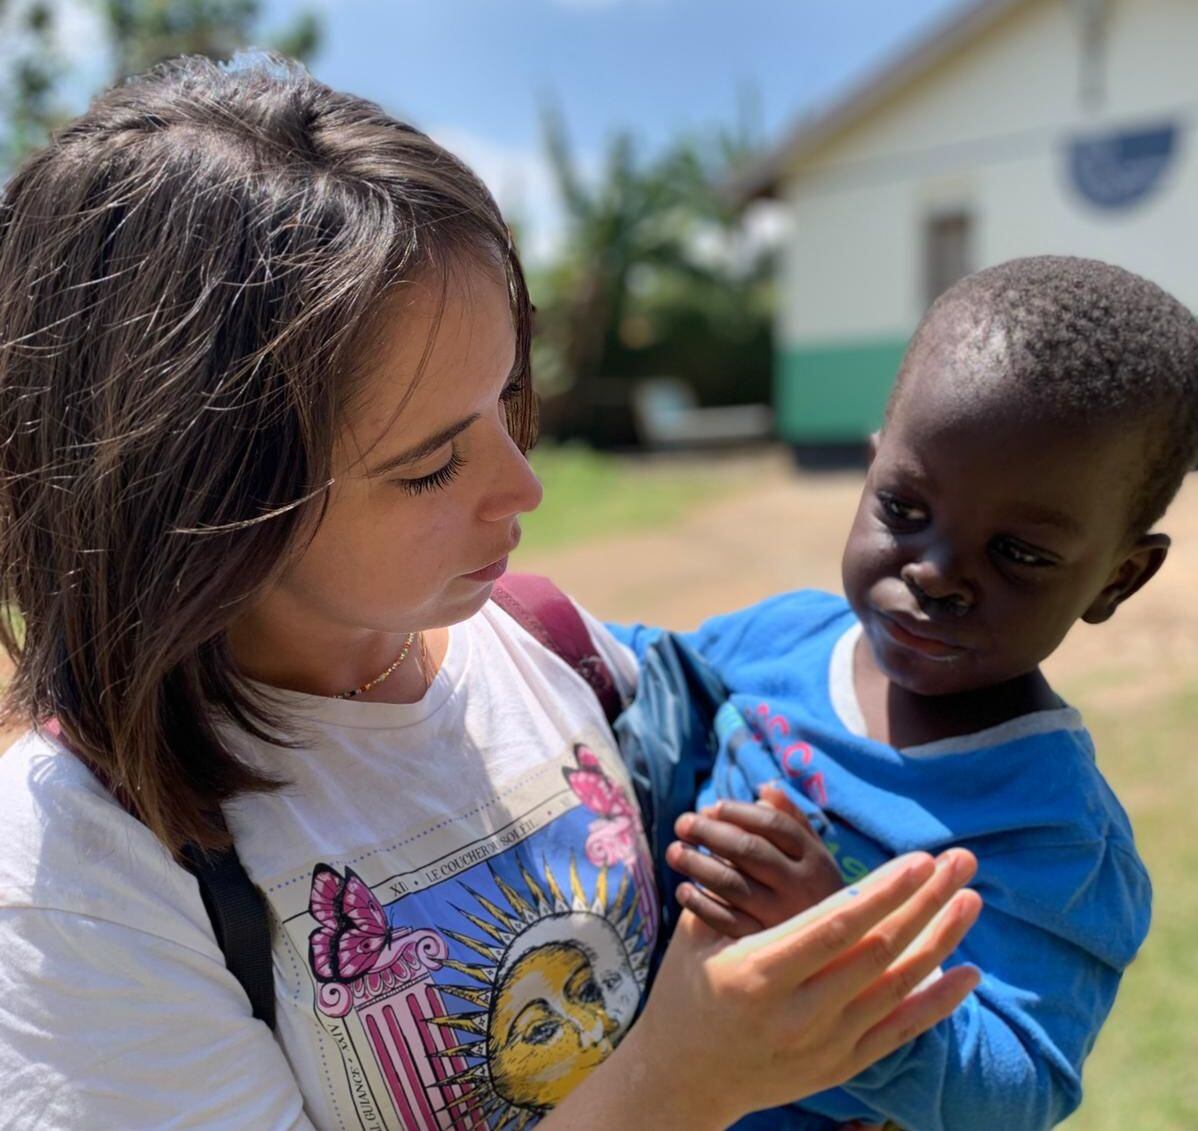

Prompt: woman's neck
[{"left": 226, "top": 594, "right": 449, "bottom": 703}]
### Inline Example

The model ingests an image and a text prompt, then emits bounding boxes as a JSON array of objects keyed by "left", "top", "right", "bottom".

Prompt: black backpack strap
[
  {"left": 181, "top": 817, "right": 277, "bottom": 1031},
  {"left": 45, "top": 719, "right": 277, "bottom": 1030}
]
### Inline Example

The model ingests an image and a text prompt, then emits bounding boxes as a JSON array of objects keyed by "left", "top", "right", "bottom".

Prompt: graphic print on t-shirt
[{"left": 278, "top": 743, "right": 656, "bottom": 1131}]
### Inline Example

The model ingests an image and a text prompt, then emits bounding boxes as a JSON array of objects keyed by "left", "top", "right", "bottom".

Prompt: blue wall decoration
[{"left": 1068, "top": 122, "right": 1179, "bottom": 210}]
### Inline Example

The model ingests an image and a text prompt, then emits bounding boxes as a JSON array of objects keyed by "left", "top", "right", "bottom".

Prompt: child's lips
[{"left": 876, "top": 611, "right": 968, "bottom": 659}]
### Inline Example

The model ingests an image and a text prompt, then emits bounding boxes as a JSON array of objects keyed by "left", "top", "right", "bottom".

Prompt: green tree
[
  {"left": 532, "top": 102, "right": 774, "bottom": 446},
  {"left": 104, "top": 0, "right": 318, "bottom": 80},
  {"left": 0, "top": 1, "right": 61, "bottom": 167},
  {"left": 1, "top": 0, "right": 320, "bottom": 170}
]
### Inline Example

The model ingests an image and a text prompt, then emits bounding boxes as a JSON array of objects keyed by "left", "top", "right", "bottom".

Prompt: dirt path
[{"left": 517, "top": 451, "right": 1198, "bottom": 707}]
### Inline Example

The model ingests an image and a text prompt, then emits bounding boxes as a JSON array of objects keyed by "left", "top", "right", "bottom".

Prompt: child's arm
[
  {"left": 669, "top": 799, "right": 1147, "bottom": 1131},
  {"left": 665, "top": 784, "right": 845, "bottom": 936}
]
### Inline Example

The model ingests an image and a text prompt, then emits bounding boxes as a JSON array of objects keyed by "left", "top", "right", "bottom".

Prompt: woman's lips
[
  {"left": 876, "top": 612, "right": 967, "bottom": 660},
  {"left": 461, "top": 554, "right": 509, "bottom": 583}
]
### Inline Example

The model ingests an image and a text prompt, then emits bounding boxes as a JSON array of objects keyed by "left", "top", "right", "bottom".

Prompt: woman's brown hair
[{"left": 0, "top": 53, "right": 537, "bottom": 857}]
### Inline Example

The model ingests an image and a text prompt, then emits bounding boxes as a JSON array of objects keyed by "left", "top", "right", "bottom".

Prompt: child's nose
[{"left": 901, "top": 556, "right": 974, "bottom": 614}]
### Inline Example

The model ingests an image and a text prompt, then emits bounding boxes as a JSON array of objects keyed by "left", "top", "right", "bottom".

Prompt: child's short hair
[
  {"left": 890, "top": 255, "right": 1198, "bottom": 537},
  {"left": 0, "top": 54, "right": 535, "bottom": 855}
]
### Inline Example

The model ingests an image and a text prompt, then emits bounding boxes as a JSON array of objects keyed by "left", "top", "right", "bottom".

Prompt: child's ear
[{"left": 1082, "top": 533, "right": 1170, "bottom": 624}]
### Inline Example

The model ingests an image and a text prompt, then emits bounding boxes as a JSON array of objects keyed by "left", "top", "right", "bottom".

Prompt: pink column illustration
[{"left": 309, "top": 864, "right": 474, "bottom": 1129}]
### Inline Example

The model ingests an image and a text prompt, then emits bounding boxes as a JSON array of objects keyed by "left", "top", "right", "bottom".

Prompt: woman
[{"left": 0, "top": 54, "right": 980, "bottom": 1130}]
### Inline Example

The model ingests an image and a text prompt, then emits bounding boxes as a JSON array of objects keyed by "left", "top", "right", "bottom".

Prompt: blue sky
[
  {"left": 257, "top": 0, "right": 969, "bottom": 256},
  {"left": 21, "top": 0, "right": 967, "bottom": 256},
  {"left": 281, "top": 0, "right": 963, "bottom": 156}
]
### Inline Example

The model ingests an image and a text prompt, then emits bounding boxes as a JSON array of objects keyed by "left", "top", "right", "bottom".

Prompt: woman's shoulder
[
  {"left": 0, "top": 732, "right": 310, "bottom": 1129},
  {"left": 0, "top": 729, "right": 216, "bottom": 952},
  {"left": 482, "top": 582, "right": 638, "bottom": 703},
  {"left": 0, "top": 728, "right": 126, "bottom": 868}
]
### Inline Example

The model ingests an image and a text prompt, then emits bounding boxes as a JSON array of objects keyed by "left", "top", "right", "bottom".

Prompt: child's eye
[
  {"left": 393, "top": 450, "right": 465, "bottom": 496},
  {"left": 499, "top": 376, "right": 524, "bottom": 403},
  {"left": 992, "top": 536, "right": 1054, "bottom": 568},
  {"left": 876, "top": 491, "right": 928, "bottom": 525}
]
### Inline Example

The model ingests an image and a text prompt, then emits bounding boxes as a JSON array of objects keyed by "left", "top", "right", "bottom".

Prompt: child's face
[
  {"left": 841, "top": 327, "right": 1164, "bottom": 698},
  {"left": 269, "top": 263, "right": 543, "bottom": 637}
]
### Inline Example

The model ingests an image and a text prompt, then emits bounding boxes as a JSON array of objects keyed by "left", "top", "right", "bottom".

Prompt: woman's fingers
[
  {"left": 714, "top": 852, "right": 939, "bottom": 980},
  {"left": 851, "top": 963, "right": 982, "bottom": 1072},
  {"left": 797, "top": 850, "right": 978, "bottom": 1012},
  {"left": 842, "top": 888, "right": 982, "bottom": 1034}
]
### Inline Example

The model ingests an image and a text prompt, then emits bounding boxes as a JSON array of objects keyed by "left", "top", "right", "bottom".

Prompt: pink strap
[{"left": 492, "top": 573, "right": 621, "bottom": 724}]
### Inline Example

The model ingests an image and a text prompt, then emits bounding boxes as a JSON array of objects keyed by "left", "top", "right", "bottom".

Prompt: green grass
[
  {"left": 1060, "top": 681, "right": 1198, "bottom": 1130},
  {"left": 519, "top": 443, "right": 730, "bottom": 553}
]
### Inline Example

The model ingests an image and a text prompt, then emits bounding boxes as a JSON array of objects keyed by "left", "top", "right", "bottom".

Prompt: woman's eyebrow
[{"left": 366, "top": 414, "right": 479, "bottom": 477}]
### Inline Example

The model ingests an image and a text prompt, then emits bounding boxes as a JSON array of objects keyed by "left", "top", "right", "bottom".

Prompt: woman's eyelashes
[
  {"left": 394, "top": 449, "right": 465, "bottom": 496},
  {"left": 394, "top": 381, "right": 518, "bottom": 496}
]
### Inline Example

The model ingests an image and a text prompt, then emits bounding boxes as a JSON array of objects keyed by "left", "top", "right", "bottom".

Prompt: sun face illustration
[{"left": 428, "top": 854, "right": 651, "bottom": 1128}]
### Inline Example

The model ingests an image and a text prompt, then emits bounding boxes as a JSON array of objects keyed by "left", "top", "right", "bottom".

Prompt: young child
[{"left": 616, "top": 256, "right": 1198, "bottom": 1131}]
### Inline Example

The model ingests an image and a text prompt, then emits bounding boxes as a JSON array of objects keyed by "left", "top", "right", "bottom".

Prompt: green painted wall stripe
[{"left": 775, "top": 338, "right": 909, "bottom": 443}]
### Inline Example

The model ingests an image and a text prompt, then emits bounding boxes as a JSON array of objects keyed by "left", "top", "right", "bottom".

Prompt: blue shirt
[{"left": 613, "top": 590, "right": 1151, "bottom": 1131}]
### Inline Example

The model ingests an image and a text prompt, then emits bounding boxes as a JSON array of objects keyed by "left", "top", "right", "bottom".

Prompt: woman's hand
[{"left": 560, "top": 847, "right": 980, "bottom": 1131}]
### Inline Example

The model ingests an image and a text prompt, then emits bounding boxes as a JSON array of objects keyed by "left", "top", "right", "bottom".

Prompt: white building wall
[{"left": 778, "top": 0, "right": 1198, "bottom": 349}]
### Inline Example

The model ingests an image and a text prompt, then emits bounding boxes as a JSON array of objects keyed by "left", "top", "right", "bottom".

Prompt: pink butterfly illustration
[
  {"left": 308, "top": 863, "right": 405, "bottom": 984},
  {"left": 563, "top": 745, "right": 639, "bottom": 870},
  {"left": 563, "top": 744, "right": 659, "bottom": 940},
  {"left": 563, "top": 744, "right": 636, "bottom": 824}
]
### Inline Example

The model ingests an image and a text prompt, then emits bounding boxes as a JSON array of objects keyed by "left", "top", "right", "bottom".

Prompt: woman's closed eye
[{"left": 393, "top": 449, "right": 466, "bottom": 496}]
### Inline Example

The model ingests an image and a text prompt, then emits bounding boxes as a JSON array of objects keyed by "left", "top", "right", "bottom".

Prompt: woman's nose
[
  {"left": 477, "top": 434, "right": 543, "bottom": 523},
  {"left": 901, "top": 554, "right": 974, "bottom": 613}
]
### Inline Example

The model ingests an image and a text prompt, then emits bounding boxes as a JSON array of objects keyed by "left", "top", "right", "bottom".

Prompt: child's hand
[{"left": 666, "top": 783, "right": 845, "bottom": 938}]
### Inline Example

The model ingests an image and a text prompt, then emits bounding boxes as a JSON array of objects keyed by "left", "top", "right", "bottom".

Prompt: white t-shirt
[{"left": 0, "top": 602, "right": 653, "bottom": 1131}]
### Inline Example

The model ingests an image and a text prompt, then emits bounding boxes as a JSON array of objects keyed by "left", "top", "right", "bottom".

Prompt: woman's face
[{"left": 271, "top": 263, "right": 543, "bottom": 638}]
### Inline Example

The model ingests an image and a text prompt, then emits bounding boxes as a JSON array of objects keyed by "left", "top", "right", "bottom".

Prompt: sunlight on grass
[
  {"left": 519, "top": 443, "right": 732, "bottom": 553},
  {"left": 1060, "top": 683, "right": 1198, "bottom": 1131}
]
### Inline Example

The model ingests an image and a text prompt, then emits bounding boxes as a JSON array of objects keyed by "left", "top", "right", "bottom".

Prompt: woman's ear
[{"left": 1082, "top": 533, "right": 1171, "bottom": 624}]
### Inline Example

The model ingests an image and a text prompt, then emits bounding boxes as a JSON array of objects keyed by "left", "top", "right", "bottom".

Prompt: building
[{"left": 741, "top": 0, "right": 1197, "bottom": 452}]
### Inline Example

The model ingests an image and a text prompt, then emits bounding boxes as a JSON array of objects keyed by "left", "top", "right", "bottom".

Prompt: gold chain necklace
[{"left": 335, "top": 632, "right": 418, "bottom": 700}]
